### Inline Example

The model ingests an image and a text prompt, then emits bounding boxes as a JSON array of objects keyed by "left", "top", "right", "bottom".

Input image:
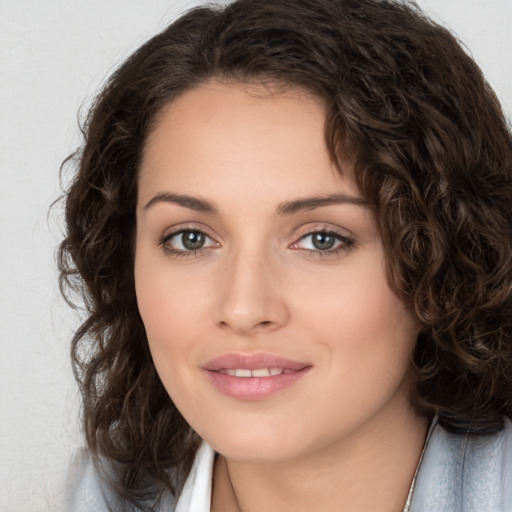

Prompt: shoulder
[
  {"left": 56, "top": 448, "right": 115, "bottom": 512},
  {"left": 59, "top": 448, "right": 178, "bottom": 512},
  {"left": 411, "top": 418, "right": 512, "bottom": 512},
  {"left": 59, "top": 445, "right": 214, "bottom": 512}
]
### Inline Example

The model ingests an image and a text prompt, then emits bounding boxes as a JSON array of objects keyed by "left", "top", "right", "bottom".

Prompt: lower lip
[{"left": 204, "top": 367, "right": 311, "bottom": 401}]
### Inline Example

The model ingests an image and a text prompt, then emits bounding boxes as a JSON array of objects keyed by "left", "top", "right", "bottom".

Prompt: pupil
[
  {"left": 312, "top": 233, "right": 335, "bottom": 250},
  {"left": 182, "top": 231, "right": 205, "bottom": 250}
]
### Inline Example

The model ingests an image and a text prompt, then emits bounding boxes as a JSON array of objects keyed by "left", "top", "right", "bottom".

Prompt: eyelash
[
  {"left": 159, "top": 228, "right": 355, "bottom": 259},
  {"left": 159, "top": 227, "right": 217, "bottom": 258},
  {"left": 292, "top": 230, "right": 355, "bottom": 257}
]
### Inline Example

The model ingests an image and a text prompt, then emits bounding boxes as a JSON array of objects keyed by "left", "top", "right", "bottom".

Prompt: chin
[
  {"left": 214, "top": 438, "right": 302, "bottom": 463},
  {"left": 197, "top": 418, "right": 316, "bottom": 463}
]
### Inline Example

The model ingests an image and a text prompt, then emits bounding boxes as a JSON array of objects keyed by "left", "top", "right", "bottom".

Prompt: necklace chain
[{"left": 221, "top": 420, "right": 434, "bottom": 512}]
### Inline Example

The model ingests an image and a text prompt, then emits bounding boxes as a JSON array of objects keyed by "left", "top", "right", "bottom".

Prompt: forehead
[{"left": 138, "top": 81, "right": 360, "bottom": 207}]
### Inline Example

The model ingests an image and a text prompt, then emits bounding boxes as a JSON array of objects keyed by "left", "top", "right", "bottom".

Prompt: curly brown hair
[{"left": 59, "top": 0, "right": 512, "bottom": 508}]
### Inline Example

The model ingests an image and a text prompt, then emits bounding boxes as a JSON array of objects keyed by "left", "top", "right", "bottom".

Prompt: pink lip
[
  {"left": 203, "top": 353, "right": 312, "bottom": 401},
  {"left": 203, "top": 353, "right": 310, "bottom": 371}
]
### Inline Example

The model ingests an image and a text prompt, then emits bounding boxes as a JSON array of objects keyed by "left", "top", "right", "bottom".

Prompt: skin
[{"left": 135, "top": 82, "right": 428, "bottom": 511}]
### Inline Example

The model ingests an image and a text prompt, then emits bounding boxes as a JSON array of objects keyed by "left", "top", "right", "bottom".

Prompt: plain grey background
[{"left": 1, "top": 1, "right": 511, "bottom": 510}]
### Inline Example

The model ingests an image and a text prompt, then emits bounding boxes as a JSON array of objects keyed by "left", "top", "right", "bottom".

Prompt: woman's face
[{"left": 135, "top": 82, "right": 420, "bottom": 462}]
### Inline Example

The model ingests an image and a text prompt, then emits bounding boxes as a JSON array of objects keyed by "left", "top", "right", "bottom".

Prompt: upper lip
[{"left": 203, "top": 353, "right": 311, "bottom": 371}]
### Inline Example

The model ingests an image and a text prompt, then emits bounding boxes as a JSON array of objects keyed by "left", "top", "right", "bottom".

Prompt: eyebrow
[
  {"left": 275, "top": 193, "right": 368, "bottom": 215},
  {"left": 144, "top": 193, "right": 217, "bottom": 213},
  {"left": 144, "top": 192, "right": 367, "bottom": 215}
]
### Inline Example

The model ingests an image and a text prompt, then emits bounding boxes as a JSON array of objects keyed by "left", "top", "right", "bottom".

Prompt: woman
[{"left": 59, "top": 0, "right": 512, "bottom": 510}]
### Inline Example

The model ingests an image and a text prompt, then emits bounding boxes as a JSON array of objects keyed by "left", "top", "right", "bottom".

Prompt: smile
[
  {"left": 203, "top": 353, "right": 312, "bottom": 400},
  {"left": 219, "top": 368, "right": 293, "bottom": 377}
]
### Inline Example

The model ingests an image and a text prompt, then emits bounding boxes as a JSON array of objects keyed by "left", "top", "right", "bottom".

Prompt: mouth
[
  {"left": 218, "top": 368, "right": 296, "bottom": 377},
  {"left": 203, "top": 353, "right": 312, "bottom": 400}
]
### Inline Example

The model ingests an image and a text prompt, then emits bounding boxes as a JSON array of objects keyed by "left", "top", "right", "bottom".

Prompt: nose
[{"left": 214, "top": 249, "right": 290, "bottom": 336}]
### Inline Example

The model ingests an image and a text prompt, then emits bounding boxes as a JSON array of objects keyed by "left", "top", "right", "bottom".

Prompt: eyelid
[
  {"left": 159, "top": 222, "right": 217, "bottom": 243},
  {"left": 290, "top": 222, "right": 353, "bottom": 242}
]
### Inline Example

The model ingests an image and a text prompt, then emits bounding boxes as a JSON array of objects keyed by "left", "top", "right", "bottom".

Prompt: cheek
[
  {"left": 135, "top": 240, "right": 210, "bottom": 335},
  {"left": 135, "top": 247, "right": 178, "bottom": 354},
  {"left": 135, "top": 262, "right": 222, "bottom": 433},
  {"left": 134, "top": 248, "right": 216, "bottom": 398},
  {"left": 293, "top": 251, "right": 419, "bottom": 382},
  {"left": 296, "top": 250, "right": 416, "bottom": 336},
  {"left": 135, "top": 278, "right": 196, "bottom": 417}
]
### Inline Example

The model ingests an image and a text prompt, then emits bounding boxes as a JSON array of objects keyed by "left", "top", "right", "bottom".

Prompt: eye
[
  {"left": 292, "top": 230, "right": 354, "bottom": 253},
  {"left": 161, "top": 229, "right": 217, "bottom": 253}
]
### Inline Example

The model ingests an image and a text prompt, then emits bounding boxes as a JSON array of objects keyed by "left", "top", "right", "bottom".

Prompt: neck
[{"left": 211, "top": 407, "right": 430, "bottom": 512}]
